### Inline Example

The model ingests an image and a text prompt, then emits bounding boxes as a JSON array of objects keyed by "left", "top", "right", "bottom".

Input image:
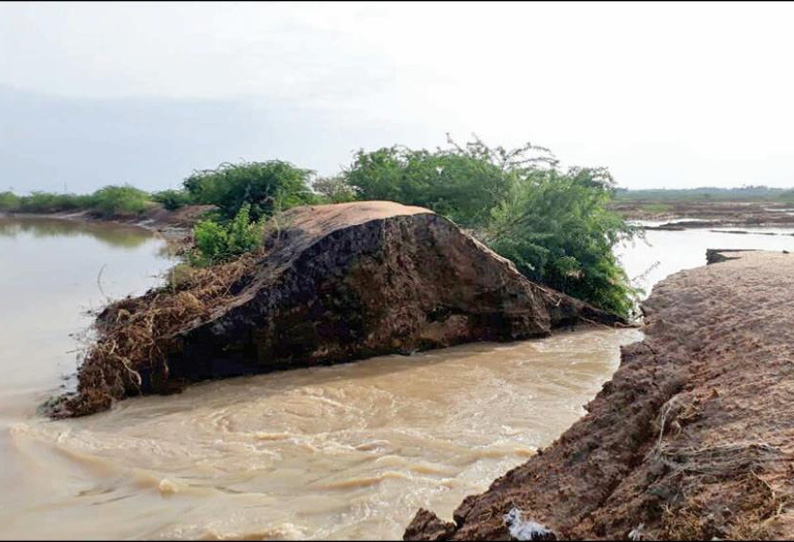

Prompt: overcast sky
[{"left": 2, "top": 2, "right": 794, "bottom": 193}]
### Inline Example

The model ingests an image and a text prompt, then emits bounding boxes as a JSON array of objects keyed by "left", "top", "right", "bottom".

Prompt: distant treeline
[
  {"left": 0, "top": 186, "right": 154, "bottom": 218},
  {"left": 1, "top": 136, "right": 642, "bottom": 318},
  {"left": 616, "top": 186, "right": 794, "bottom": 202}
]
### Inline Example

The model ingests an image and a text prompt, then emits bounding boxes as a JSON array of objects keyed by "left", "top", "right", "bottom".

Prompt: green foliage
[
  {"left": 12, "top": 191, "right": 93, "bottom": 213},
  {"left": 0, "top": 191, "right": 20, "bottom": 211},
  {"left": 484, "top": 167, "right": 639, "bottom": 317},
  {"left": 183, "top": 161, "right": 316, "bottom": 221},
  {"left": 312, "top": 175, "right": 356, "bottom": 203},
  {"left": 89, "top": 185, "right": 153, "bottom": 218},
  {"left": 189, "top": 203, "right": 264, "bottom": 266},
  {"left": 344, "top": 136, "right": 556, "bottom": 228},
  {"left": 615, "top": 186, "right": 794, "bottom": 203},
  {"left": 152, "top": 189, "right": 192, "bottom": 210},
  {"left": 0, "top": 186, "right": 150, "bottom": 217},
  {"left": 344, "top": 136, "right": 639, "bottom": 318}
]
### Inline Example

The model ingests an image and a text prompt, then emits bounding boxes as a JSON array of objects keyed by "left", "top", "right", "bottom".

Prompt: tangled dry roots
[
  {"left": 657, "top": 467, "right": 788, "bottom": 541},
  {"left": 49, "top": 252, "right": 261, "bottom": 418}
]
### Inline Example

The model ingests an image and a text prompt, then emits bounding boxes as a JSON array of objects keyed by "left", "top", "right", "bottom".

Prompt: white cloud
[{"left": 2, "top": 1, "right": 794, "bottom": 189}]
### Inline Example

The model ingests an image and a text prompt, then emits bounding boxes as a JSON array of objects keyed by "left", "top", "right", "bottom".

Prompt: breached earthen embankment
[
  {"left": 49, "top": 201, "right": 620, "bottom": 418},
  {"left": 405, "top": 249, "right": 794, "bottom": 541}
]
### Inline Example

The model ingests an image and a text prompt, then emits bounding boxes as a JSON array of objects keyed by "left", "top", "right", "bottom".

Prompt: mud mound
[
  {"left": 404, "top": 250, "right": 794, "bottom": 541},
  {"left": 49, "top": 201, "right": 619, "bottom": 418}
]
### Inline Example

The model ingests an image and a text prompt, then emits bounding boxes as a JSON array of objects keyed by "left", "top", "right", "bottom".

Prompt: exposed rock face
[
  {"left": 404, "top": 250, "right": 794, "bottom": 541},
  {"left": 156, "top": 201, "right": 618, "bottom": 388}
]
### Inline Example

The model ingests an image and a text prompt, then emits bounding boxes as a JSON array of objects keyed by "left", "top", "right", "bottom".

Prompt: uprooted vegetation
[{"left": 47, "top": 253, "right": 260, "bottom": 418}]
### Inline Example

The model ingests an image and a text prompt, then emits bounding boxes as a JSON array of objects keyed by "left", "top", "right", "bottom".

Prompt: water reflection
[
  {"left": 0, "top": 216, "right": 175, "bottom": 393},
  {"left": 0, "top": 216, "right": 154, "bottom": 249}
]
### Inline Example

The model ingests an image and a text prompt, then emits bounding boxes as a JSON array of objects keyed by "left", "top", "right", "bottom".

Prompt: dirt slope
[
  {"left": 156, "top": 201, "right": 619, "bottom": 389},
  {"left": 52, "top": 201, "right": 619, "bottom": 417},
  {"left": 405, "top": 250, "right": 794, "bottom": 541}
]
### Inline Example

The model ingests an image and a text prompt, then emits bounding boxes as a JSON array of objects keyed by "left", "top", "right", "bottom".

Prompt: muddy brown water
[{"left": 2, "top": 216, "right": 791, "bottom": 540}]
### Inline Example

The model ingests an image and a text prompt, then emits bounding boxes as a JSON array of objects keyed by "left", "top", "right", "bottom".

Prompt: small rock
[{"left": 503, "top": 508, "right": 557, "bottom": 541}]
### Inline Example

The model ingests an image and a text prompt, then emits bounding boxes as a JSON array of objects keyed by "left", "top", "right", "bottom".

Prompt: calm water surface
[
  {"left": 2, "top": 217, "right": 788, "bottom": 540},
  {"left": 617, "top": 225, "right": 794, "bottom": 298}
]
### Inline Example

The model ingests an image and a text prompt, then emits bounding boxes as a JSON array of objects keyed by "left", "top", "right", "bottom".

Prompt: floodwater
[
  {"left": 616, "top": 224, "right": 794, "bottom": 299},
  {"left": 2, "top": 216, "right": 789, "bottom": 540}
]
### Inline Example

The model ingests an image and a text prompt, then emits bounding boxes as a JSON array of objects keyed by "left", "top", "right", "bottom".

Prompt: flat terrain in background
[{"left": 612, "top": 188, "right": 794, "bottom": 226}]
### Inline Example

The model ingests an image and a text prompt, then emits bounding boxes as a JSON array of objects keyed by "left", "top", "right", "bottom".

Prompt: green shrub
[
  {"left": 190, "top": 204, "right": 264, "bottom": 266},
  {"left": 90, "top": 185, "right": 153, "bottom": 218},
  {"left": 312, "top": 175, "right": 356, "bottom": 203},
  {"left": 0, "top": 191, "right": 20, "bottom": 211},
  {"left": 152, "top": 189, "right": 192, "bottom": 210},
  {"left": 345, "top": 146, "right": 499, "bottom": 227},
  {"left": 17, "top": 192, "right": 93, "bottom": 213},
  {"left": 343, "top": 136, "right": 639, "bottom": 318},
  {"left": 183, "top": 161, "right": 316, "bottom": 221},
  {"left": 484, "top": 167, "right": 639, "bottom": 317}
]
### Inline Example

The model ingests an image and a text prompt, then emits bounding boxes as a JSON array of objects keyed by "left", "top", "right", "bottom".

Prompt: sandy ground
[{"left": 405, "top": 249, "right": 794, "bottom": 540}]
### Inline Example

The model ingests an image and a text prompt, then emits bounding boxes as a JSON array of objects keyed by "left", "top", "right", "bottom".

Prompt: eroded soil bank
[
  {"left": 50, "top": 201, "right": 620, "bottom": 418},
  {"left": 405, "top": 250, "right": 794, "bottom": 541}
]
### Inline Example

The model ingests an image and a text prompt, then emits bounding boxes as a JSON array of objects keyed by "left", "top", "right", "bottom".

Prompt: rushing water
[{"left": 1, "top": 216, "right": 791, "bottom": 540}]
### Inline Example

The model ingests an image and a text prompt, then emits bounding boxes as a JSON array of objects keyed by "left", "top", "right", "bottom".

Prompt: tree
[
  {"left": 343, "top": 135, "right": 558, "bottom": 228},
  {"left": 484, "top": 167, "right": 639, "bottom": 317},
  {"left": 90, "top": 185, "right": 152, "bottom": 217},
  {"left": 183, "top": 160, "right": 316, "bottom": 221},
  {"left": 312, "top": 175, "right": 356, "bottom": 203},
  {"left": 342, "top": 135, "right": 638, "bottom": 317}
]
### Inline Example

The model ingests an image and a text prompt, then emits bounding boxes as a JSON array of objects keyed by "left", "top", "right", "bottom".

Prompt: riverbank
[
  {"left": 0, "top": 204, "right": 213, "bottom": 245},
  {"left": 405, "top": 249, "right": 794, "bottom": 540}
]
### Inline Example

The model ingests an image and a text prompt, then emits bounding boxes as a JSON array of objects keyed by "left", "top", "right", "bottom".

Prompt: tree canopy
[
  {"left": 182, "top": 160, "right": 315, "bottom": 221},
  {"left": 341, "top": 136, "right": 639, "bottom": 317}
]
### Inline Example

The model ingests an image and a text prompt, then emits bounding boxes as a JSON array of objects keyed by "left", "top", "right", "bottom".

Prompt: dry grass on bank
[{"left": 49, "top": 252, "right": 262, "bottom": 418}]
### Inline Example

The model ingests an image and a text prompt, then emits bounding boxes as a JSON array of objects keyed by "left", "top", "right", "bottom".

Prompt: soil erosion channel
[{"left": 406, "top": 250, "right": 794, "bottom": 541}]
